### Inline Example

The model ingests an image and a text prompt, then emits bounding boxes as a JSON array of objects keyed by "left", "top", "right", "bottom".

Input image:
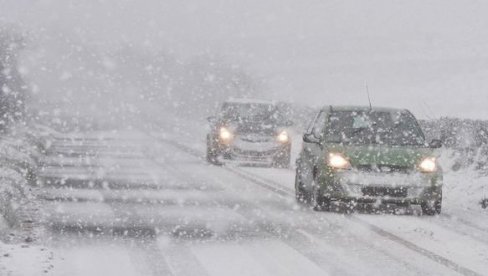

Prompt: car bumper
[
  {"left": 220, "top": 141, "right": 290, "bottom": 163},
  {"left": 319, "top": 170, "right": 442, "bottom": 204}
]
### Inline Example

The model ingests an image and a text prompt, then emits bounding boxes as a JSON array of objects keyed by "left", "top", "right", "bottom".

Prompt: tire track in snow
[
  {"left": 157, "top": 239, "right": 210, "bottom": 276},
  {"left": 441, "top": 213, "right": 488, "bottom": 235},
  {"left": 151, "top": 146, "right": 349, "bottom": 275},
  {"left": 126, "top": 238, "right": 174, "bottom": 276},
  {"left": 428, "top": 215, "right": 488, "bottom": 246},
  {"left": 151, "top": 137, "right": 431, "bottom": 274},
  {"left": 221, "top": 168, "right": 472, "bottom": 275},
  {"left": 348, "top": 217, "right": 482, "bottom": 276},
  {"left": 232, "top": 166, "right": 485, "bottom": 276},
  {"left": 39, "top": 134, "right": 175, "bottom": 276},
  {"left": 157, "top": 136, "right": 484, "bottom": 276}
]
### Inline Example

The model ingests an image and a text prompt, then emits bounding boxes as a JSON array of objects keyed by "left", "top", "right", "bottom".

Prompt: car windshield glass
[
  {"left": 220, "top": 103, "right": 283, "bottom": 124},
  {"left": 325, "top": 110, "right": 425, "bottom": 146}
]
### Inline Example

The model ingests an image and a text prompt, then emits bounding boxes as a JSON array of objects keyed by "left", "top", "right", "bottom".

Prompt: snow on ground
[
  {"left": 0, "top": 128, "right": 56, "bottom": 275},
  {"left": 0, "top": 216, "right": 54, "bottom": 275},
  {"left": 1, "top": 113, "right": 487, "bottom": 275},
  {"left": 147, "top": 113, "right": 488, "bottom": 274},
  {"left": 0, "top": 129, "right": 36, "bottom": 229},
  {"left": 1, "top": 123, "right": 483, "bottom": 275},
  {"left": 444, "top": 170, "right": 488, "bottom": 211}
]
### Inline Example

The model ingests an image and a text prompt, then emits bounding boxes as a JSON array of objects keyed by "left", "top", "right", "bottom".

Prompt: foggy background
[{"left": 2, "top": 0, "right": 488, "bottom": 124}]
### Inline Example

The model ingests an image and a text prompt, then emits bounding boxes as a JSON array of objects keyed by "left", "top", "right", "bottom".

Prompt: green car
[{"left": 295, "top": 106, "right": 443, "bottom": 215}]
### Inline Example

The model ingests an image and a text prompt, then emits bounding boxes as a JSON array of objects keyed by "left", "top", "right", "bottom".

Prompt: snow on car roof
[
  {"left": 225, "top": 98, "right": 276, "bottom": 105},
  {"left": 325, "top": 105, "right": 409, "bottom": 113}
]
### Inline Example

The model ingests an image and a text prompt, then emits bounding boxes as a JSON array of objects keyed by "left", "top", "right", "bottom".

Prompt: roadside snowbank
[
  {"left": 0, "top": 124, "right": 52, "bottom": 219},
  {"left": 439, "top": 149, "right": 488, "bottom": 212},
  {"left": 0, "top": 126, "right": 54, "bottom": 275},
  {"left": 443, "top": 169, "right": 488, "bottom": 212},
  {"left": 0, "top": 129, "right": 38, "bottom": 228},
  {"left": 0, "top": 216, "right": 54, "bottom": 276}
]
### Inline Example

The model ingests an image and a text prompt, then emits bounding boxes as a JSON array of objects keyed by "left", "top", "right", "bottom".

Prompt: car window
[
  {"left": 325, "top": 110, "right": 425, "bottom": 146},
  {"left": 312, "top": 111, "right": 327, "bottom": 139},
  {"left": 305, "top": 111, "right": 320, "bottom": 135},
  {"left": 220, "top": 102, "right": 285, "bottom": 124}
]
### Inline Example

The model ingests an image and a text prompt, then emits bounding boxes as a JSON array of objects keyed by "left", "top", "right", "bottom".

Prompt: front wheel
[
  {"left": 273, "top": 150, "right": 291, "bottom": 168},
  {"left": 421, "top": 199, "right": 442, "bottom": 215},
  {"left": 310, "top": 179, "right": 329, "bottom": 211},
  {"left": 421, "top": 190, "right": 442, "bottom": 215},
  {"left": 295, "top": 172, "right": 310, "bottom": 204},
  {"left": 206, "top": 136, "right": 220, "bottom": 165}
]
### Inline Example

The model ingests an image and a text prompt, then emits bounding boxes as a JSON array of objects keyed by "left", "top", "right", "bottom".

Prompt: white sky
[{"left": 2, "top": 0, "right": 488, "bottom": 119}]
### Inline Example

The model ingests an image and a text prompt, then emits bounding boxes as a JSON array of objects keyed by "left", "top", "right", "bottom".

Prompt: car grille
[
  {"left": 232, "top": 148, "right": 276, "bottom": 157},
  {"left": 356, "top": 164, "right": 410, "bottom": 174},
  {"left": 239, "top": 134, "right": 273, "bottom": 143},
  {"left": 240, "top": 137, "right": 273, "bottom": 143},
  {"left": 362, "top": 186, "right": 408, "bottom": 198}
]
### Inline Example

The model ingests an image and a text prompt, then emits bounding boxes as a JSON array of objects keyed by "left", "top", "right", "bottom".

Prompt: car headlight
[
  {"left": 419, "top": 157, "right": 437, "bottom": 173},
  {"left": 328, "top": 153, "right": 351, "bottom": 170},
  {"left": 277, "top": 131, "right": 289, "bottom": 143},
  {"left": 219, "top": 127, "right": 233, "bottom": 141}
]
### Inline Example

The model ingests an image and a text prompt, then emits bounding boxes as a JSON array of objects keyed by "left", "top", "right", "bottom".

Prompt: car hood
[
  {"left": 226, "top": 121, "right": 281, "bottom": 135},
  {"left": 326, "top": 144, "right": 435, "bottom": 168}
]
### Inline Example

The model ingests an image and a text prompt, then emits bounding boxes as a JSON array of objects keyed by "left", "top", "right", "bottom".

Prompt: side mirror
[
  {"left": 429, "top": 139, "right": 442, "bottom": 149},
  {"left": 481, "top": 198, "right": 488, "bottom": 209},
  {"left": 207, "top": 116, "right": 216, "bottom": 123},
  {"left": 303, "top": 133, "right": 320, "bottom": 144},
  {"left": 284, "top": 120, "right": 294, "bottom": 127}
]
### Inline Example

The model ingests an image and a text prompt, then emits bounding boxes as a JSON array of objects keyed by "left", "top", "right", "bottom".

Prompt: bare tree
[{"left": 0, "top": 25, "right": 27, "bottom": 130}]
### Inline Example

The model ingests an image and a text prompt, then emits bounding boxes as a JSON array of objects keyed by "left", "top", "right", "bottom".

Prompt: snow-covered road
[{"left": 14, "top": 129, "right": 487, "bottom": 275}]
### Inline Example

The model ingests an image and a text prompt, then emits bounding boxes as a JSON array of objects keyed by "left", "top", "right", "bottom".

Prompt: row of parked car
[{"left": 206, "top": 99, "right": 443, "bottom": 215}]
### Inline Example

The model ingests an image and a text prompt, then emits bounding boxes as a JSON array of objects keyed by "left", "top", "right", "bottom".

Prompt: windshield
[
  {"left": 220, "top": 102, "right": 283, "bottom": 124},
  {"left": 325, "top": 110, "right": 425, "bottom": 146}
]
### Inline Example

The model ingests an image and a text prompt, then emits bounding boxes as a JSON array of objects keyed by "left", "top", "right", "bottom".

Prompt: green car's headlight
[
  {"left": 419, "top": 157, "right": 437, "bottom": 173},
  {"left": 328, "top": 153, "right": 351, "bottom": 170}
]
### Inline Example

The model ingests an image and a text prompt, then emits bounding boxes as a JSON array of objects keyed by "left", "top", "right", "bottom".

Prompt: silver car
[{"left": 206, "top": 99, "right": 293, "bottom": 167}]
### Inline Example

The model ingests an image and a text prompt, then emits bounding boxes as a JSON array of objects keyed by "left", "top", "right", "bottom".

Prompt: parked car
[
  {"left": 295, "top": 106, "right": 443, "bottom": 215},
  {"left": 206, "top": 99, "right": 292, "bottom": 167}
]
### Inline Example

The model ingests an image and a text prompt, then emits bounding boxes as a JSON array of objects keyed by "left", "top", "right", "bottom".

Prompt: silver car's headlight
[{"left": 219, "top": 127, "right": 233, "bottom": 141}]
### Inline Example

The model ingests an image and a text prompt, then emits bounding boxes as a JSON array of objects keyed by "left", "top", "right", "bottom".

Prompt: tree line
[{"left": 0, "top": 25, "right": 26, "bottom": 131}]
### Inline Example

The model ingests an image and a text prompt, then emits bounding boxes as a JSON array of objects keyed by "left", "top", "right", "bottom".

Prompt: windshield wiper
[{"left": 351, "top": 127, "right": 369, "bottom": 136}]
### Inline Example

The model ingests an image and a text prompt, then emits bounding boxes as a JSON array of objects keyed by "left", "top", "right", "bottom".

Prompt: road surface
[{"left": 30, "top": 129, "right": 488, "bottom": 276}]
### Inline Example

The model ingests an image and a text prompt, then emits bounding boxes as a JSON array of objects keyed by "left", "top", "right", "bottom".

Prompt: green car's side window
[
  {"left": 312, "top": 111, "right": 327, "bottom": 139},
  {"left": 305, "top": 112, "right": 320, "bottom": 135}
]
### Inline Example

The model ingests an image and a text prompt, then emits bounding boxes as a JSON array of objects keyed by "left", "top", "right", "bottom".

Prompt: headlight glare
[
  {"left": 328, "top": 153, "right": 351, "bottom": 170},
  {"left": 277, "top": 131, "right": 289, "bottom": 143},
  {"left": 219, "top": 127, "right": 233, "bottom": 141},
  {"left": 419, "top": 157, "right": 437, "bottom": 172}
]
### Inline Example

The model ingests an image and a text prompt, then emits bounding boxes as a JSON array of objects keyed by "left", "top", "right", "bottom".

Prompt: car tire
[
  {"left": 482, "top": 198, "right": 488, "bottom": 209},
  {"left": 206, "top": 148, "right": 218, "bottom": 165},
  {"left": 206, "top": 137, "right": 220, "bottom": 165},
  {"left": 421, "top": 199, "right": 442, "bottom": 216},
  {"left": 311, "top": 177, "right": 329, "bottom": 211},
  {"left": 273, "top": 150, "right": 291, "bottom": 168},
  {"left": 295, "top": 172, "right": 310, "bottom": 204}
]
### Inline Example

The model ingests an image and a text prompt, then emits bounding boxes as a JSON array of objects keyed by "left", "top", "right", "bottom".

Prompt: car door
[{"left": 299, "top": 110, "right": 327, "bottom": 192}]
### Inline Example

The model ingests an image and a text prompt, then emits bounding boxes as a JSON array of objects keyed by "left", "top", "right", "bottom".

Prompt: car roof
[
  {"left": 323, "top": 105, "right": 409, "bottom": 113},
  {"left": 224, "top": 98, "right": 275, "bottom": 105}
]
